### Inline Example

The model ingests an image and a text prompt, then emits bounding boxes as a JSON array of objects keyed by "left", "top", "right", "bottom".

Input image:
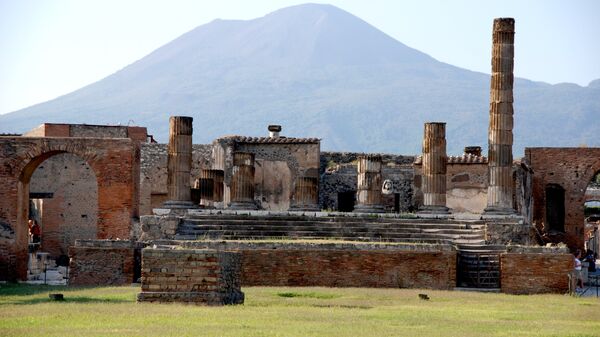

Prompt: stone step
[
  {"left": 177, "top": 228, "right": 484, "bottom": 240},
  {"left": 179, "top": 222, "right": 483, "bottom": 233},
  {"left": 177, "top": 226, "right": 484, "bottom": 238},
  {"left": 182, "top": 218, "right": 480, "bottom": 229}
]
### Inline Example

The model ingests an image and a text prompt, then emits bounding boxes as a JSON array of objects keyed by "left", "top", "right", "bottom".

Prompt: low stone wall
[
  {"left": 137, "top": 247, "right": 244, "bottom": 305},
  {"left": 170, "top": 241, "right": 456, "bottom": 289},
  {"left": 69, "top": 240, "right": 143, "bottom": 286},
  {"left": 500, "top": 251, "right": 572, "bottom": 294},
  {"left": 139, "top": 215, "right": 180, "bottom": 241}
]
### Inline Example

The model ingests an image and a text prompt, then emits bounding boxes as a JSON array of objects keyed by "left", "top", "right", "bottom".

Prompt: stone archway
[
  {"left": 526, "top": 147, "right": 600, "bottom": 249},
  {"left": 0, "top": 137, "right": 139, "bottom": 281}
]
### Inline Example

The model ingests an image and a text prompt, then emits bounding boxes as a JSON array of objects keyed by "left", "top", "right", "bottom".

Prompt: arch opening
[{"left": 20, "top": 152, "right": 98, "bottom": 283}]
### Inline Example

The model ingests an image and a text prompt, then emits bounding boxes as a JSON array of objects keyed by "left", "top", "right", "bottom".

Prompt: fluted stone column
[
  {"left": 163, "top": 116, "right": 195, "bottom": 208},
  {"left": 354, "top": 154, "right": 384, "bottom": 213},
  {"left": 196, "top": 169, "right": 225, "bottom": 208},
  {"left": 290, "top": 176, "right": 319, "bottom": 211},
  {"left": 229, "top": 152, "right": 258, "bottom": 210},
  {"left": 419, "top": 122, "right": 450, "bottom": 214},
  {"left": 484, "top": 18, "right": 516, "bottom": 215}
]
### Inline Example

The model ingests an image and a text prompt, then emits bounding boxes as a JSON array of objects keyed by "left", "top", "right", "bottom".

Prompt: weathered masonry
[{"left": 0, "top": 136, "right": 140, "bottom": 281}]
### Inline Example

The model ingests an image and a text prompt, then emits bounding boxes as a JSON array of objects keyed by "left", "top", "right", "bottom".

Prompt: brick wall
[
  {"left": 500, "top": 252, "right": 572, "bottom": 294},
  {"left": 137, "top": 247, "right": 244, "bottom": 305},
  {"left": 69, "top": 240, "right": 139, "bottom": 285},
  {"left": 29, "top": 153, "right": 98, "bottom": 258},
  {"left": 526, "top": 147, "right": 600, "bottom": 248},
  {"left": 176, "top": 241, "right": 456, "bottom": 289},
  {"left": 0, "top": 137, "right": 139, "bottom": 281}
]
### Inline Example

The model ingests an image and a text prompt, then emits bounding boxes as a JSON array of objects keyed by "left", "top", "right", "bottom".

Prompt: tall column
[
  {"left": 163, "top": 116, "right": 195, "bottom": 208},
  {"left": 354, "top": 154, "right": 384, "bottom": 213},
  {"left": 290, "top": 176, "right": 319, "bottom": 211},
  {"left": 484, "top": 18, "right": 516, "bottom": 215},
  {"left": 196, "top": 169, "right": 224, "bottom": 208},
  {"left": 419, "top": 122, "right": 450, "bottom": 214},
  {"left": 229, "top": 152, "right": 258, "bottom": 210}
]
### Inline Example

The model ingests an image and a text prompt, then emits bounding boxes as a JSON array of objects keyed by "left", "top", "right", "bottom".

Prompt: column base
[
  {"left": 289, "top": 204, "right": 320, "bottom": 212},
  {"left": 162, "top": 200, "right": 198, "bottom": 209},
  {"left": 353, "top": 204, "right": 385, "bottom": 214},
  {"left": 418, "top": 205, "right": 451, "bottom": 218},
  {"left": 482, "top": 206, "right": 515, "bottom": 216},
  {"left": 228, "top": 201, "right": 258, "bottom": 210}
]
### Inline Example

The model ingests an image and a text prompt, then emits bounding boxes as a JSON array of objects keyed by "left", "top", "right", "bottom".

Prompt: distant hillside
[{"left": 1, "top": 3, "right": 598, "bottom": 155}]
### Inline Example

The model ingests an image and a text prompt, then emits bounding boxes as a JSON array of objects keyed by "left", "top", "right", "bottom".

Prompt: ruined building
[{"left": 0, "top": 18, "right": 597, "bottom": 300}]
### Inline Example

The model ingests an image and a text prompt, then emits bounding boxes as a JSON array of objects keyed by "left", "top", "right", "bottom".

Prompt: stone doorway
[
  {"left": 337, "top": 191, "right": 356, "bottom": 212},
  {"left": 545, "top": 184, "right": 565, "bottom": 232}
]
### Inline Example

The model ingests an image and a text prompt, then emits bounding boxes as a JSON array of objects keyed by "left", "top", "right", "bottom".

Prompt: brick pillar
[
  {"left": 354, "top": 154, "right": 384, "bottom": 213},
  {"left": 164, "top": 116, "right": 196, "bottom": 208},
  {"left": 229, "top": 152, "right": 258, "bottom": 210},
  {"left": 196, "top": 169, "right": 224, "bottom": 208},
  {"left": 484, "top": 18, "right": 516, "bottom": 215},
  {"left": 419, "top": 122, "right": 450, "bottom": 214},
  {"left": 290, "top": 176, "right": 319, "bottom": 211}
]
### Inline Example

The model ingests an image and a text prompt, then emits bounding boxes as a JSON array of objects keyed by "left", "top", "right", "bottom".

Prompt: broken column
[
  {"left": 229, "top": 152, "right": 258, "bottom": 210},
  {"left": 290, "top": 176, "right": 319, "bottom": 211},
  {"left": 419, "top": 122, "right": 450, "bottom": 215},
  {"left": 195, "top": 169, "right": 225, "bottom": 208},
  {"left": 354, "top": 154, "right": 384, "bottom": 213},
  {"left": 163, "top": 116, "right": 195, "bottom": 208},
  {"left": 484, "top": 18, "right": 516, "bottom": 215}
]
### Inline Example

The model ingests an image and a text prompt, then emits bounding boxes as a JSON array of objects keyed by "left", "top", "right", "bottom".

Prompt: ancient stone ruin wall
[
  {"left": 213, "top": 137, "right": 320, "bottom": 211},
  {"left": 525, "top": 147, "right": 600, "bottom": 248},
  {"left": 500, "top": 249, "right": 572, "bottom": 294},
  {"left": 320, "top": 152, "right": 415, "bottom": 212},
  {"left": 69, "top": 240, "right": 143, "bottom": 286},
  {"left": 413, "top": 157, "right": 532, "bottom": 220},
  {"left": 176, "top": 241, "right": 456, "bottom": 289},
  {"left": 137, "top": 247, "right": 244, "bottom": 305},
  {"left": 139, "top": 143, "right": 213, "bottom": 214},
  {"left": 29, "top": 153, "right": 98, "bottom": 258},
  {"left": 0, "top": 137, "right": 139, "bottom": 281}
]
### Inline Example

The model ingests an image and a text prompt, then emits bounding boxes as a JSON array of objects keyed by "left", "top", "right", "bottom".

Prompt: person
[
  {"left": 574, "top": 250, "right": 585, "bottom": 293},
  {"left": 583, "top": 249, "right": 597, "bottom": 273},
  {"left": 29, "top": 220, "right": 41, "bottom": 244},
  {"left": 27, "top": 219, "right": 33, "bottom": 242}
]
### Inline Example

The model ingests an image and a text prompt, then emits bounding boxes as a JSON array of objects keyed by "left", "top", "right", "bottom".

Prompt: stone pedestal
[
  {"left": 195, "top": 169, "right": 225, "bottom": 209},
  {"left": 354, "top": 154, "right": 385, "bottom": 213},
  {"left": 290, "top": 176, "right": 319, "bottom": 211},
  {"left": 229, "top": 152, "right": 258, "bottom": 210},
  {"left": 163, "top": 116, "right": 196, "bottom": 209},
  {"left": 419, "top": 122, "right": 450, "bottom": 215},
  {"left": 484, "top": 18, "right": 516, "bottom": 216}
]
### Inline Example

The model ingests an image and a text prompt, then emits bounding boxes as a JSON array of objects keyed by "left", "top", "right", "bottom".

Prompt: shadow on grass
[
  {"left": 0, "top": 284, "right": 70, "bottom": 297},
  {"left": 6, "top": 296, "right": 132, "bottom": 305}
]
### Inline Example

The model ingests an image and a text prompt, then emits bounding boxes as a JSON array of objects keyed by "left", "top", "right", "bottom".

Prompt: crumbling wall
[
  {"left": 525, "top": 147, "right": 600, "bottom": 249},
  {"left": 29, "top": 153, "right": 98, "bottom": 258},
  {"left": 137, "top": 247, "right": 244, "bottom": 305},
  {"left": 178, "top": 241, "right": 456, "bottom": 289},
  {"left": 320, "top": 152, "right": 414, "bottom": 212},
  {"left": 0, "top": 137, "right": 139, "bottom": 281},
  {"left": 69, "top": 240, "right": 142, "bottom": 286},
  {"left": 139, "top": 143, "right": 213, "bottom": 214},
  {"left": 501, "top": 249, "right": 571, "bottom": 294}
]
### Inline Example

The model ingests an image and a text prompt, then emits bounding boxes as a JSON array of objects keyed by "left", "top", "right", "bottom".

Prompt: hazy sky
[{"left": 1, "top": 0, "right": 598, "bottom": 115}]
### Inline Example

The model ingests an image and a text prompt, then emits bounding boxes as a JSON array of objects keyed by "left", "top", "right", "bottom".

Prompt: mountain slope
[{"left": 1, "top": 3, "right": 599, "bottom": 155}]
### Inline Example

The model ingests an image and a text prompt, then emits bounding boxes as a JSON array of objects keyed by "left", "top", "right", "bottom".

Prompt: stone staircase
[{"left": 174, "top": 214, "right": 486, "bottom": 245}]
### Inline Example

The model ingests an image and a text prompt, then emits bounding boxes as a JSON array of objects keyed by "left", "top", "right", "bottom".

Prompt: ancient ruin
[
  {"left": 0, "top": 17, "right": 593, "bottom": 300},
  {"left": 484, "top": 18, "right": 516, "bottom": 216}
]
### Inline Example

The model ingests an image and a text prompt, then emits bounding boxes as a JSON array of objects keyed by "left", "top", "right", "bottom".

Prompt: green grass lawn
[{"left": 1, "top": 284, "right": 599, "bottom": 336}]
